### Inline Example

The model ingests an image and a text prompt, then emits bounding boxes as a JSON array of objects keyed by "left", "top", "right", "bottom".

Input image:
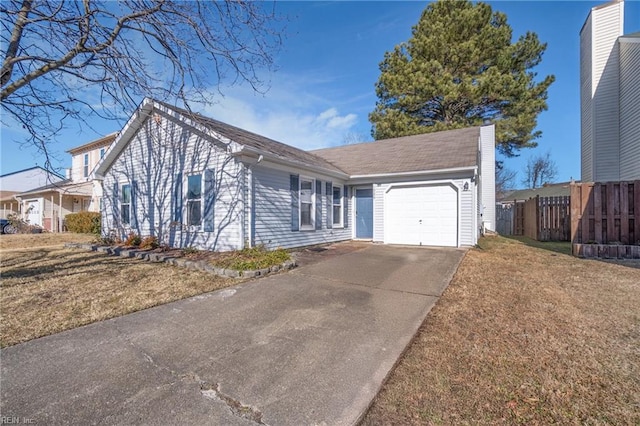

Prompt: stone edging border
[
  {"left": 572, "top": 243, "right": 640, "bottom": 259},
  {"left": 63, "top": 243, "right": 297, "bottom": 279}
]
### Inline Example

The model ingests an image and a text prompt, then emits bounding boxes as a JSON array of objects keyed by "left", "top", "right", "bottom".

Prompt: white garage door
[{"left": 385, "top": 184, "right": 458, "bottom": 247}]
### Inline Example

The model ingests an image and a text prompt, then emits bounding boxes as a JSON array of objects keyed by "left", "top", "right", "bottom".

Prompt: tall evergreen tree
[{"left": 369, "top": 0, "right": 554, "bottom": 156}]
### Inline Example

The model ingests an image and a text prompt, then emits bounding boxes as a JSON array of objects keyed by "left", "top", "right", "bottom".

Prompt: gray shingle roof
[
  {"left": 156, "top": 101, "right": 346, "bottom": 175},
  {"left": 502, "top": 182, "right": 573, "bottom": 201},
  {"left": 311, "top": 127, "right": 481, "bottom": 176}
]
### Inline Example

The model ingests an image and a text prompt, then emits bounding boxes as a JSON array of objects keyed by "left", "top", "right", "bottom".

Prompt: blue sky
[{"left": 1, "top": 1, "right": 639, "bottom": 187}]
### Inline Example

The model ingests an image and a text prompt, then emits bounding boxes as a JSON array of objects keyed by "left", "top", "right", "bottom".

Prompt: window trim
[
  {"left": 83, "top": 153, "right": 89, "bottom": 178},
  {"left": 332, "top": 184, "right": 344, "bottom": 228},
  {"left": 120, "top": 183, "right": 131, "bottom": 225},
  {"left": 299, "top": 176, "right": 315, "bottom": 231},
  {"left": 99, "top": 148, "right": 105, "bottom": 159},
  {"left": 185, "top": 172, "right": 203, "bottom": 228}
]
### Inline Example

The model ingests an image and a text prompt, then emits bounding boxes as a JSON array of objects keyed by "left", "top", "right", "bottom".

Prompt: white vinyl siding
[
  {"left": 479, "top": 125, "right": 496, "bottom": 231},
  {"left": 619, "top": 37, "right": 640, "bottom": 180},
  {"left": 101, "top": 112, "right": 243, "bottom": 251},
  {"left": 580, "top": 1, "right": 625, "bottom": 182},
  {"left": 252, "top": 166, "right": 350, "bottom": 250},
  {"left": 580, "top": 15, "right": 594, "bottom": 181}
]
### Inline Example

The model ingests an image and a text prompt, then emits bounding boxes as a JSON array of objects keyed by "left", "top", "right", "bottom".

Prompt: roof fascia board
[
  {"left": 234, "top": 145, "right": 349, "bottom": 179},
  {"left": 16, "top": 181, "right": 93, "bottom": 197},
  {"left": 348, "top": 165, "right": 477, "bottom": 181}
]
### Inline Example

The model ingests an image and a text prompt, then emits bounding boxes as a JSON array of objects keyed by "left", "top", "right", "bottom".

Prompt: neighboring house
[
  {"left": 94, "top": 98, "right": 495, "bottom": 251},
  {"left": 580, "top": 0, "right": 640, "bottom": 182},
  {"left": 497, "top": 181, "right": 574, "bottom": 204},
  {"left": 15, "top": 134, "right": 116, "bottom": 231},
  {"left": 0, "top": 166, "right": 64, "bottom": 219}
]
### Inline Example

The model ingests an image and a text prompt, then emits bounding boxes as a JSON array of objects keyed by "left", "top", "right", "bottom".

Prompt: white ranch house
[{"left": 94, "top": 98, "right": 495, "bottom": 250}]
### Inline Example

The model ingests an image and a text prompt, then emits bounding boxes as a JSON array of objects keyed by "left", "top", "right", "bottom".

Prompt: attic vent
[{"left": 153, "top": 113, "right": 162, "bottom": 125}]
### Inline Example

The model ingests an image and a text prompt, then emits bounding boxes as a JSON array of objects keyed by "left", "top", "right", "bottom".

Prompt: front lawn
[
  {"left": 362, "top": 235, "right": 640, "bottom": 424},
  {"left": 0, "top": 236, "right": 236, "bottom": 347}
]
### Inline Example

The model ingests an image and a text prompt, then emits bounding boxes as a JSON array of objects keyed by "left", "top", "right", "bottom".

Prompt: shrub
[
  {"left": 123, "top": 232, "right": 141, "bottom": 247},
  {"left": 182, "top": 246, "right": 199, "bottom": 255},
  {"left": 93, "top": 235, "right": 116, "bottom": 245},
  {"left": 6, "top": 214, "right": 42, "bottom": 234},
  {"left": 139, "top": 236, "right": 159, "bottom": 250},
  {"left": 212, "top": 245, "right": 290, "bottom": 271},
  {"left": 65, "top": 212, "right": 101, "bottom": 234}
]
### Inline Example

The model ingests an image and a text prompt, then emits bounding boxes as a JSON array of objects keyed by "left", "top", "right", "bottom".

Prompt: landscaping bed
[{"left": 64, "top": 243, "right": 296, "bottom": 279}]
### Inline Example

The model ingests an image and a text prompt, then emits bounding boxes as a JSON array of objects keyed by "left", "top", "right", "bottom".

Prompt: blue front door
[{"left": 355, "top": 188, "right": 373, "bottom": 239}]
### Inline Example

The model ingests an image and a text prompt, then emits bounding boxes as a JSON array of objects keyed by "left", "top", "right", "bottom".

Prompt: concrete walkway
[{"left": 1, "top": 244, "right": 465, "bottom": 425}]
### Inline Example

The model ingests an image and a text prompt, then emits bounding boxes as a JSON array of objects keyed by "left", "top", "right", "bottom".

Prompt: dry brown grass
[
  {"left": 0, "top": 236, "right": 235, "bottom": 347},
  {"left": 363, "top": 236, "right": 640, "bottom": 425},
  {"left": 0, "top": 232, "right": 95, "bottom": 250}
]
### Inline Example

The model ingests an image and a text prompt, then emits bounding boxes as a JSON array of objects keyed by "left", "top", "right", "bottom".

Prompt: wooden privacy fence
[
  {"left": 523, "top": 196, "right": 571, "bottom": 241},
  {"left": 495, "top": 196, "right": 570, "bottom": 241},
  {"left": 495, "top": 203, "right": 514, "bottom": 236},
  {"left": 570, "top": 180, "right": 640, "bottom": 245}
]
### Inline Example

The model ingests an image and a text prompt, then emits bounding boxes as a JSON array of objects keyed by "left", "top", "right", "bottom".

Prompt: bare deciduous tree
[
  {"left": 1, "top": 0, "right": 284, "bottom": 168},
  {"left": 495, "top": 162, "right": 517, "bottom": 199},
  {"left": 522, "top": 151, "right": 558, "bottom": 189},
  {"left": 342, "top": 131, "right": 370, "bottom": 145}
]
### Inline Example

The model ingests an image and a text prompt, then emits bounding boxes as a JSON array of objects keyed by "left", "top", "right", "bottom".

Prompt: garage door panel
[{"left": 385, "top": 184, "right": 457, "bottom": 247}]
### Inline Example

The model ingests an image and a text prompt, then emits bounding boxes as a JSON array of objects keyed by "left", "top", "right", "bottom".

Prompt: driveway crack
[
  {"left": 199, "top": 380, "right": 266, "bottom": 425},
  {"left": 114, "top": 325, "right": 266, "bottom": 424}
]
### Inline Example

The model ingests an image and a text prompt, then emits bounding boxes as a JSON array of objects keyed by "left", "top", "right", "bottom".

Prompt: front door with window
[{"left": 355, "top": 188, "right": 373, "bottom": 239}]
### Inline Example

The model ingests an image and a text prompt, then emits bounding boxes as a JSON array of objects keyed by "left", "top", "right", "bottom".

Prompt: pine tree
[{"left": 369, "top": 0, "right": 555, "bottom": 156}]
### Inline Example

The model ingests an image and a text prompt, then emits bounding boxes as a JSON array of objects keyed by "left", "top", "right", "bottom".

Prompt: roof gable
[
  {"left": 66, "top": 133, "right": 118, "bottom": 155},
  {"left": 152, "top": 100, "right": 346, "bottom": 175},
  {"left": 95, "top": 98, "right": 346, "bottom": 178}
]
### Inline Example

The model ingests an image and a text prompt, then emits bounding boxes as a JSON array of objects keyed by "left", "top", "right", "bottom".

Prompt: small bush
[
  {"left": 6, "top": 214, "right": 42, "bottom": 234},
  {"left": 93, "top": 235, "right": 116, "bottom": 245},
  {"left": 65, "top": 212, "right": 101, "bottom": 234},
  {"left": 139, "top": 236, "right": 159, "bottom": 250},
  {"left": 182, "top": 246, "right": 199, "bottom": 255},
  {"left": 212, "top": 245, "right": 290, "bottom": 271},
  {"left": 123, "top": 232, "right": 141, "bottom": 247}
]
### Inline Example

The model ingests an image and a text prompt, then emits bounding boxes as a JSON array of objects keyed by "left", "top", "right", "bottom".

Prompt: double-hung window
[
  {"left": 332, "top": 185, "right": 343, "bottom": 227},
  {"left": 83, "top": 153, "right": 89, "bottom": 177},
  {"left": 300, "top": 177, "right": 314, "bottom": 230},
  {"left": 186, "top": 174, "right": 202, "bottom": 227},
  {"left": 100, "top": 148, "right": 105, "bottom": 159},
  {"left": 121, "top": 184, "right": 131, "bottom": 225}
]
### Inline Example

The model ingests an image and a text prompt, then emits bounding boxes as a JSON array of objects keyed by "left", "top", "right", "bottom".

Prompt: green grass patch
[
  {"left": 210, "top": 246, "right": 290, "bottom": 271},
  {"left": 505, "top": 235, "right": 572, "bottom": 255}
]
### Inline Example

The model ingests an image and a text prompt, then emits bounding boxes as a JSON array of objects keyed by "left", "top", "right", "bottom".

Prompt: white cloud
[{"left": 197, "top": 76, "right": 363, "bottom": 150}]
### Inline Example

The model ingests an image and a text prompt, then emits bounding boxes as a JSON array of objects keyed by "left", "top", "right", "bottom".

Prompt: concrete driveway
[{"left": 1, "top": 244, "right": 465, "bottom": 425}]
